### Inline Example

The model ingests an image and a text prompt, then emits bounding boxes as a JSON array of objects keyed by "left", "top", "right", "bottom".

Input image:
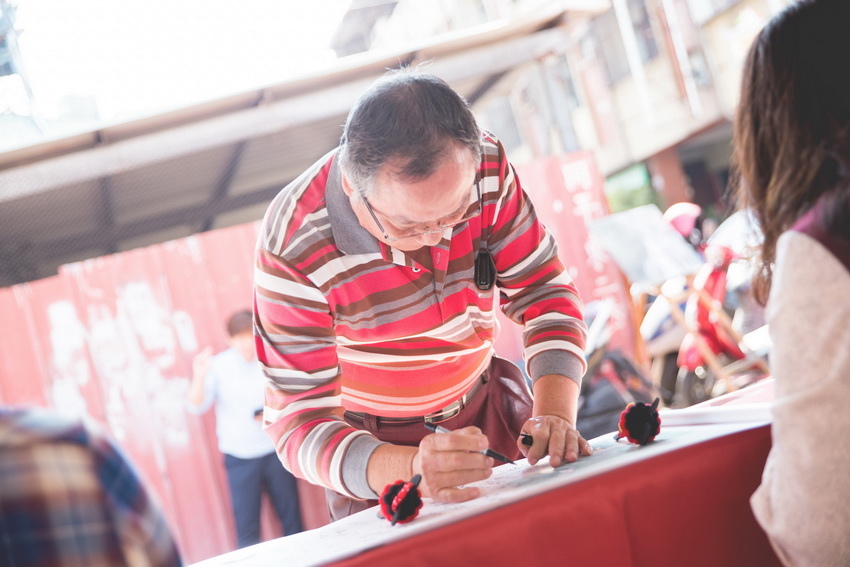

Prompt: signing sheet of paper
[{"left": 190, "top": 419, "right": 769, "bottom": 567}]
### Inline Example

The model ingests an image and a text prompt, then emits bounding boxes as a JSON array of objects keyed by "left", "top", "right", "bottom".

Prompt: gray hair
[{"left": 338, "top": 68, "right": 482, "bottom": 197}]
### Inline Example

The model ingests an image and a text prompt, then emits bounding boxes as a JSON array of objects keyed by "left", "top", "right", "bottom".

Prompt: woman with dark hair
[{"left": 733, "top": 1, "right": 850, "bottom": 565}]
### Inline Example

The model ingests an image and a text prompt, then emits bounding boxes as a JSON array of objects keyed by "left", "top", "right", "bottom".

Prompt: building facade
[{"left": 338, "top": 0, "right": 794, "bottom": 219}]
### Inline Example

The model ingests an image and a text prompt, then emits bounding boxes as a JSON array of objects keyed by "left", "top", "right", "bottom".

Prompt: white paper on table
[
  {"left": 189, "top": 420, "right": 769, "bottom": 567},
  {"left": 659, "top": 403, "right": 773, "bottom": 427}
]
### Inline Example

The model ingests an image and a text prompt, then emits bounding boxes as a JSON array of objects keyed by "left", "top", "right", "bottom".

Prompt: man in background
[{"left": 187, "top": 309, "right": 303, "bottom": 548}]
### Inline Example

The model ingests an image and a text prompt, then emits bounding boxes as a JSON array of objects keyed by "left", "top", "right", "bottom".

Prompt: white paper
[{"left": 659, "top": 403, "right": 773, "bottom": 426}]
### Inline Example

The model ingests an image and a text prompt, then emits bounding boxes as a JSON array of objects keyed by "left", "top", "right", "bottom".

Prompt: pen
[{"left": 424, "top": 423, "right": 516, "bottom": 464}]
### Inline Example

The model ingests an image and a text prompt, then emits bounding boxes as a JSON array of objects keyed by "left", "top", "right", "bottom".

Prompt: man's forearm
[
  {"left": 532, "top": 374, "right": 580, "bottom": 424},
  {"left": 365, "top": 444, "right": 418, "bottom": 495},
  {"left": 366, "top": 443, "right": 419, "bottom": 494},
  {"left": 186, "top": 373, "right": 206, "bottom": 408}
]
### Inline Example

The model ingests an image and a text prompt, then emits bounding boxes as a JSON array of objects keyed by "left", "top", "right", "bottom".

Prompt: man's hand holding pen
[
  {"left": 413, "top": 425, "right": 495, "bottom": 504},
  {"left": 410, "top": 418, "right": 592, "bottom": 504}
]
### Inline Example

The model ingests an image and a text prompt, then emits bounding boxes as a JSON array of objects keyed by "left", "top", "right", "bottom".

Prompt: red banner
[{"left": 496, "top": 152, "right": 636, "bottom": 361}]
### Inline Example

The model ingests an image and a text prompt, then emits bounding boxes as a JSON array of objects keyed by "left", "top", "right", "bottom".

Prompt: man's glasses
[{"left": 361, "top": 179, "right": 481, "bottom": 242}]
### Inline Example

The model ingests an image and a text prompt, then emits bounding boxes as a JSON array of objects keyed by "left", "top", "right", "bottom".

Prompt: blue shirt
[{"left": 189, "top": 348, "right": 275, "bottom": 459}]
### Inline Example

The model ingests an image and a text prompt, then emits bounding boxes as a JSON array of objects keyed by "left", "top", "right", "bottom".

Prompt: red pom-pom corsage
[
  {"left": 614, "top": 397, "right": 661, "bottom": 445},
  {"left": 379, "top": 474, "right": 423, "bottom": 525}
]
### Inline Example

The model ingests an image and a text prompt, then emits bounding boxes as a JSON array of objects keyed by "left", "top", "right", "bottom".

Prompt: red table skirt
[{"left": 332, "top": 424, "right": 780, "bottom": 567}]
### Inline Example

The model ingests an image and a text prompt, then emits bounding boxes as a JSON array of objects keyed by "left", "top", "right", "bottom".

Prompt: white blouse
[{"left": 751, "top": 230, "right": 850, "bottom": 566}]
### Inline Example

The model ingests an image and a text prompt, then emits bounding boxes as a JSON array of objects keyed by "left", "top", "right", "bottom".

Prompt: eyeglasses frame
[{"left": 361, "top": 178, "right": 482, "bottom": 242}]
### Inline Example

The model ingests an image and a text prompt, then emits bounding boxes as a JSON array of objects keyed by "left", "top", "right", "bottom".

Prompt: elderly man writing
[{"left": 254, "top": 68, "right": 590, "bottom": 520}]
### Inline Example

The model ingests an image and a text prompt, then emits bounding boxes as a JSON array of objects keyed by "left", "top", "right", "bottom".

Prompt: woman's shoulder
[
  {"left": 790, "top": 198, "right": 850, "bottom": 273},
  {"left": 776, "top": 230, "right": 850, "bottom": 286}
]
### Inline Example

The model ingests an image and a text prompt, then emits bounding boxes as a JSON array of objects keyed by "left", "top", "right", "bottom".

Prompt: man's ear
[{"left": 341, "top": 174, "right": 354, "bottom": 197}]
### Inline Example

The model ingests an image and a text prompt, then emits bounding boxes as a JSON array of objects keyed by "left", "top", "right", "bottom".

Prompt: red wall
[
  {"left": 0, "top": 152, "right": 632, "bottom": 564},
  {"left": 0, "top": 222, "right": 329, "bottom": 563}
]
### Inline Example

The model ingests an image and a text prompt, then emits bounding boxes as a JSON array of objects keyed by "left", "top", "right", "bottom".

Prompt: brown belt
[{"left": 345, "top": 373, "right": 487, "bottom": 425}]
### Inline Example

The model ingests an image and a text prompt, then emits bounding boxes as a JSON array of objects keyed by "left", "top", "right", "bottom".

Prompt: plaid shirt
[
  {"left": 254, "top": 132, "right": 586, "bottom": 499},
  {"left": 0, "top": 407, "right": 183, "bottom": 567}
]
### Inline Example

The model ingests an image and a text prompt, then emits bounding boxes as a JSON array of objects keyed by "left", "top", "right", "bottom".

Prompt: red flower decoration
[
  {"left": 379, "top": 474, "right": 423, "bottom": 525},
  {"left": 615, "top": 397, "right": 661, "bottom": 445}
]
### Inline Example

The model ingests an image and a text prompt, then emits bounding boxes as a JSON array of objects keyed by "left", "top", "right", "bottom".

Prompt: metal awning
[{"left": 0, "top": 1, "right": 608, "bottom": 286}]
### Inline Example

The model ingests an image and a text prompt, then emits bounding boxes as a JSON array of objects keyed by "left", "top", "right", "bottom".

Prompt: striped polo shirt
[{"left": 254, "top": 132, "right": 586, "bottom": 498}]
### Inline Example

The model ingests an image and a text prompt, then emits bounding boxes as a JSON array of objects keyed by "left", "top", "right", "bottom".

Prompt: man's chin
[{"left": 391, "top": 242, "right": 427, "bottom": 251}]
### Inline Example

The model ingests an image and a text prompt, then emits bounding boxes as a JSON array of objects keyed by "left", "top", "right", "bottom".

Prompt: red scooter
[{"left": 675, "top": 238, "right": 769, "bottom": 406}]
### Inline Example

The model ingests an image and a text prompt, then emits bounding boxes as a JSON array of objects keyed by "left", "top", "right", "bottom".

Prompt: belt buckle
[
  {"left": 423, "top": 376, "right": 482, "bottom": 424},
  {"left": 423, "top": 402, "right": 462, "bottom": 424}
]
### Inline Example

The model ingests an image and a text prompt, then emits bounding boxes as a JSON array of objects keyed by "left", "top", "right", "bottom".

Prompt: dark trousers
[
  {"left": 326, "top": 356, "right": 533, "bottom": 521},
  {"left": 223, "top": 452, "right": 304, "bottom": 547}
]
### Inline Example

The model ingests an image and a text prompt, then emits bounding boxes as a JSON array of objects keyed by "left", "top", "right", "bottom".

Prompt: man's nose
[{"left": 417, "top": 231, "right": 443, "bottom": 246}]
